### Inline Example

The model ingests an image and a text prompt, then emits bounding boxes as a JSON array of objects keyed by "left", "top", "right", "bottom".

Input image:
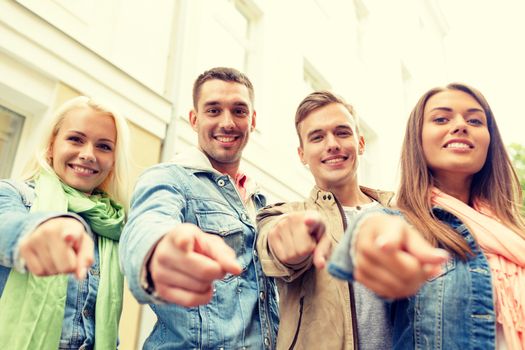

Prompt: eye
[
  {"left": 336, "top": 130, "right": 352, "bottom": 137},
  {"left": 234, "top": 108, "right": 249, "bottom": 117},
  {"left": 67, "top": 136, "right": 83, "bottom": 143},
  {"left": 206, "top": 108, "right": 221, "bottom": 116},
  {"left": 467, "top": 118, "right": 484, "bottom": 126},
  {"left": 432, "top": 116, "right": 449, "bottom": 124},
  {"left": 309, "top": 134, "right": 323, "bottom": 142},
  {"left": 97, "top": 143, "right": 113, "bottom": 152}
]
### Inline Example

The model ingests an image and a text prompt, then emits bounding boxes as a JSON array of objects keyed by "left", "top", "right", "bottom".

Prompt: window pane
[{"left": 0, "top": 106, "right": 25, "bottom": 178}]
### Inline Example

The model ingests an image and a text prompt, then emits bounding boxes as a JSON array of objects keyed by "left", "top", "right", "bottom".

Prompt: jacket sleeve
[
  {"left": 256, "top": 202, "right": 313, "bottom": 282},
  {"left": 119, "top": 165, "right": 187, "bottom": 304},
  {"left": 328, "top": 207, "right": 398, "bottom": 282},
  {"left": 0, "top": 180, "right": 88, "bottom": 271}
]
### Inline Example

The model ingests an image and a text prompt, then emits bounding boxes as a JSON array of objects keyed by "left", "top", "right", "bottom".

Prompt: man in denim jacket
[{"left": 120, "top": 67, "right": 278, "bottom": 349}]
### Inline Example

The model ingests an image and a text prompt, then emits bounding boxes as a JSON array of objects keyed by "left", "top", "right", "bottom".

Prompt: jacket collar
[
  {"left": 309, "top": 184, "right": 394, "bottom": 207},
  {"left": 171, "top": 147, "right": 260, "bottom": 198}
]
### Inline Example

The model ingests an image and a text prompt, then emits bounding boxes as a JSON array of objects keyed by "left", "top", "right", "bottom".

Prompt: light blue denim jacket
[
  {"left": 120, "top": 148, "right": 279, "bottom": 350},
  {"left": 329, "top": 207, "right": 496, "bottom": 350},
  {"left": 0, "top": 180, "right": 101, "bottom": 350}
]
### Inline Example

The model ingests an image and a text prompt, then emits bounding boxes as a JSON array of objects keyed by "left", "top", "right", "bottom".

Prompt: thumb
[
  {"left": 373, "top": 217, "right": 409, "bottom": 253},
  {"left": 404, "top": 227, "right": 449, "bottom": 264},
  {"left": 195, "top": 234, "right": 242, "bottom": 275},
  {"left": 171, "top": 228, "right": 197, "bottom": 254}
]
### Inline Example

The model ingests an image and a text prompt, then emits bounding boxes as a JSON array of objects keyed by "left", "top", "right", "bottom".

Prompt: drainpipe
[{"left": 161, "top": 0, "right": 189, "bottom": 162}]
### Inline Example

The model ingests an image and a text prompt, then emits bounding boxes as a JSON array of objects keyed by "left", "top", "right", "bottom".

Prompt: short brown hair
[
  {"left": 295, "top": 91, "right": 358, "bottom": 145},
  {"left": 192, "top": 67, "right": 254, "bottom": 109}
]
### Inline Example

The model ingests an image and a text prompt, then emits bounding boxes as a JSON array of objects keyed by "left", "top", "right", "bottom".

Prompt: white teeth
[
  {"left": 216, "top": 136, "right": 236, "bottom": 142},
  {"left": 324, "top": 157, "right": 345, "bottom": 164},
  {"left": 71, "top": 165, "right": 95, "bottom": 174},
  {"left": 446, "top": 142, "right": 470, "bottom": 149}
]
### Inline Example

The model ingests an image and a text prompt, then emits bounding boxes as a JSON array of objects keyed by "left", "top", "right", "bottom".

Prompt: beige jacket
[{"left": 256, "top": 186, "right": 394, "bottom": 350}]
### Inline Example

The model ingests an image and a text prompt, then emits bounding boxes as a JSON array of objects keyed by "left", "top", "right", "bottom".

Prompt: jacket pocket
[
  {"left": 427, "top": 258, "right": 456, "bottom": 282},
  {"left": 288, "top": 296, "right": 305, "bottom": 350},
  {"left": 195, "top": 210, "right": 247, "bottom": 281}
]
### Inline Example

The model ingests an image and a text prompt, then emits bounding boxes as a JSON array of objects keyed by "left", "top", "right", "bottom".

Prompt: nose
[
  {"left": 451, "top": 115, "right": 468, "bottom": 135},
  {"left": 79, "top": 144, "right": 96, "bottom": 162},
  {"left": 218, "top": 111, "right": 235, "bottom": 131},
  {"left": 326, "top": 133, "right": 341, "bottom": 152}
]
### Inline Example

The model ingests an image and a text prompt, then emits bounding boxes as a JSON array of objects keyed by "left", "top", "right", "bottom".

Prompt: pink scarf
[{"left": 431, "top": 188, "right": 525, "bottom": 349}]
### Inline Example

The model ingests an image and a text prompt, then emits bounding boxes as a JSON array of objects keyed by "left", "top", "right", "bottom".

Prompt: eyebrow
[
  {"left": 66, "top": 130, "right": 115, "bottom": 144},
  {"left": 429, "top": 107, "right": 485, "bottom": 113},
  {"left": 203, "top": 101, "right": 249, "bottom": 108},
  {"left": 306, "top": 125, "right": 353, "bottom": 139}
]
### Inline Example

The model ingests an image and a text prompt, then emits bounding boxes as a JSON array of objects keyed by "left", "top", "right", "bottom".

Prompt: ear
[
  {"left": 250, "top": 111, "right": 257, "bottom": 131},
  {"left": 358, "top": 135, "right": 365, "bottom": 155},
  {"left": 189, "top": 110, "right": 198, "bottom": 131},
  {"left": 297, "top": 146, "right": 306, "bottom": 165},
  {"left": 46, "top": 142, "right": 54, "bottom": 164}
]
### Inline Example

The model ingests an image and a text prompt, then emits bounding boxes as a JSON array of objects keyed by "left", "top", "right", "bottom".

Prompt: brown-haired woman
[{"left": 329, "top": 83, "right": 525, "bottom": 350}]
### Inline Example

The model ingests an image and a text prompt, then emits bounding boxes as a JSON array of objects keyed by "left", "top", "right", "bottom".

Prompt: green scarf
[{"left": 0, "top": 169, "right": 125, "bottom": 349}]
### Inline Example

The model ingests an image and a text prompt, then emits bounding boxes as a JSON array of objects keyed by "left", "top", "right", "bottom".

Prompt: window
[
  {"left": 303, "top": 58, "right": 331, "bottom": 94},
  {"left": 198, "top": 0, "right": 262, "bottom": 74},
  {"left": 0, "top": 106, "right": 25, "bottom": 178}
]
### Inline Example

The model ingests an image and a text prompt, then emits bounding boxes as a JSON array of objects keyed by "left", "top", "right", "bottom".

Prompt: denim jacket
[
  {"left": 329, "top": 207, "right": 496, "bottom": 350},
  {"left": 120, "top": 148, "right": 279, "bottom": 350},
  {"left": 0, "top": 180, "right": 101, "bottom": 350}
]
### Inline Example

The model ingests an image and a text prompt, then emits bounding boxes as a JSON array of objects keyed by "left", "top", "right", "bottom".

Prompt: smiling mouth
[
  {"left": 444, "top": 142, "right": 473, "bottom": 149},
  {"left": 322, "top": 156, "right": 348, "bottom": 164},
  {"left": 69, "top": 164, "right": 99, "bottom": 174},
  {"left": 214, "top": 135, "right": 239, "bottom": 143}
]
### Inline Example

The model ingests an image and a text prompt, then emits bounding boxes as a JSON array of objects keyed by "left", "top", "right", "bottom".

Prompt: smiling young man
[
  {"left": 256, "top": 91, "right": 394, "bottom": 350},
  {"left": 120, "top": 67, "right": 278, "bottom": 349}
]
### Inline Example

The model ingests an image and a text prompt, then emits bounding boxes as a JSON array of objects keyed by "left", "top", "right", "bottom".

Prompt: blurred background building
[{"left": 3, "top": 0, "right": 516, "bottom": 348}]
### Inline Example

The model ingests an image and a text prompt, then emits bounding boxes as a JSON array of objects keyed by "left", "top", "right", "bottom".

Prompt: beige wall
[{"left": 119, "top": 122, "right": 162, "bottom": 350}]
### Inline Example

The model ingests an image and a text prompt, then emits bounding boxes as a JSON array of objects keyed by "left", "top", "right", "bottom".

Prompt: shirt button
[
  {"left": 254, "top": 249, "right": 258, "bottom": 257},
  {"left": 259, "top": 291, "right": 265, "bottom": 301},
  {"left": 217, "top": 179, "right": 225, "bottom": 186},
  {"left": 241, "top": 212, "right": 248, "bottom": 220},
  {"left": 264, "top": 337, "right": 270, "bottom": 347}
]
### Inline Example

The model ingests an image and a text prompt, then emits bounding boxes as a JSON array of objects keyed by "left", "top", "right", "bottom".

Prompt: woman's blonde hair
[
  {"left": 398, "top": 83, "right": 525, "bottom": 258},
  {"left": 23, "top": 96, "right": 130, "bottom": 207}
]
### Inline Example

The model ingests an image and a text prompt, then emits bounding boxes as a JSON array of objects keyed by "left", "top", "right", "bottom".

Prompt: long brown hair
[{"left": 398, "top": 83, "right": 525, "bottom": 257}]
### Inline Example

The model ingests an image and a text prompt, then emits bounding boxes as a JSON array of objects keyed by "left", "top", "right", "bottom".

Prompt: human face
[
  {"left": 422, "top": 89, "right": 490, "bottom": 184},
  {"left": 298, "top": 103, "right": 364, "bottom": 190},
  {"left": 189, "top": 79, "right": 256, "bottom": 175},
  {"left": 49, "top": 107, "right": 116, "bottom": 194}
]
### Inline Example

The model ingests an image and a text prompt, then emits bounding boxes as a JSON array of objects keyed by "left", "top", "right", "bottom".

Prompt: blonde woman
[
  {"left": 329, "top": 83, "right": 525, "bottom": 349},
  {"left": 0, "top": 96, "right": 130, "bottom": 349}
]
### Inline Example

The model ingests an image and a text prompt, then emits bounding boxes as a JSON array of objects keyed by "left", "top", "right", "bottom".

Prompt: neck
[
  {"left": 322, "top": 179, "right": 372, "bottom": 207},
  {"left": 209, "top": 159, "right": 240, "bottom": 178},
  {"left": 434, "top": 173, "right": 472, "bottom": 204}
]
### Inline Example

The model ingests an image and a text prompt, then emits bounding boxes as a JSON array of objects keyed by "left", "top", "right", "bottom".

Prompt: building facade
[{"left": 0, "top": 0, "right": 448, "bottom": 347}]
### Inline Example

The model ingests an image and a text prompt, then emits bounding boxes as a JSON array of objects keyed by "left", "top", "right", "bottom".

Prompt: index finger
[
  {"left": 71, "top": 232, "right": 95, "bottom": 280},
  {"left": 313, "top": 233, "right": 332, "bottom": 269},
  {"left": 303, "top": 211, "right": 325, "bottom": 241}
]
